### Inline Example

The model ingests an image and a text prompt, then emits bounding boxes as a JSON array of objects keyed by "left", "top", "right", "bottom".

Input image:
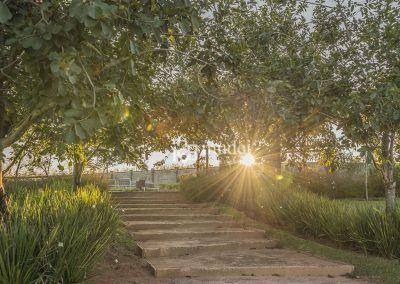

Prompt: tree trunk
[
  {"left": 196, "top": 147, "right": 201, "bottom": 174},
  {"left": 381, "top": 132, "right": 396, "bottom": 215},
  {"left": 15, "top": 156, "right": 23, "bottom": 178},
  {"left": 205, "top": 145, "right": 209, "bottom": 171},
  {"left": 72, "top": 161, "right": 83, "bottom": 191},
  {"left": 365, "top": 160, "right": 369, "bottom": 201},
  {"left": 0, "top": 150, "right": 9, "bottom": 224}
]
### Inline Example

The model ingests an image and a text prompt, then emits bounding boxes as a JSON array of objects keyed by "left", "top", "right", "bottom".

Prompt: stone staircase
[{"left": 112, "top": 191, "right": 354, "bottom": 280}]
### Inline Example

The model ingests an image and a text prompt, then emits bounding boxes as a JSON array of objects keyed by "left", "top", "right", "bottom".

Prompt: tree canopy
[{"left": 1, "top": 0, "right": 400, "bottom": 215}]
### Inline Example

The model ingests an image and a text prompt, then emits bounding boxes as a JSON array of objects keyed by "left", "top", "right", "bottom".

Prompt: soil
[{"left": 85, "top": 243, "right": 165, "bottom": 284}]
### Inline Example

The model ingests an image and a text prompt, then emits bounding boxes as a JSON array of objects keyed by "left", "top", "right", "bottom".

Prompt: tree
[
  {"left": 305, "top": 0, "right": 400, "bottom": 214},
  {"left": 165, "top": 1, "right": 325, "bottom": 174},
  {"left": 0, "top": 0, "right": 201, "bottom": 221}
]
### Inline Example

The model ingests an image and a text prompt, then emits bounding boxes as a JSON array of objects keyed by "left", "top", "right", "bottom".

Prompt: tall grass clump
[
  {"left": 0, "top": 184, "right": 119, "bottom": 284},
  {"left": 182, "top": 169, "right": 400, "bottom": 259},
  {"left": 261, "top": 188, "right": 400, "bottom": 258}
]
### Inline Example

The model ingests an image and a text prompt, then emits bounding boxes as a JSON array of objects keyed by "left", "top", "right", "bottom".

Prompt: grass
[{"left": 0, "top": 182, "right": 119, "bottom": 284}]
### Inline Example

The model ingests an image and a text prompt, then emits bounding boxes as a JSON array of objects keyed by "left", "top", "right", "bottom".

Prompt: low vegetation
[
  {"left": 0, "top": 182, "right": 119, "bottom": 284},
  {"left": 182, "top": 169, "right": 400, "bottom": 259},
  {"left": 4, "top": 174, "right": 109, "bottom": 193},
  {"left": 217, "top": 206, "right": 400, "bottom": 283},
  {"left": 292, "top": 167, "right": 384, "bottom": 199},
  {"left": 262, "top": 188, "right": 400, "bottom": 259}
]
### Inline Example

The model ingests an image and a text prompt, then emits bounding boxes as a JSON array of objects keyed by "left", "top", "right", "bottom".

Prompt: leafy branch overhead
[{"left": 0, "top": 0, "right": 201, "bottom": 149}]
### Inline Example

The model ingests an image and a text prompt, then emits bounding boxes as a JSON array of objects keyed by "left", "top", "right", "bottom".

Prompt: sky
[{"left": 110, "top": 146, "right": 220, "bottom": 172}]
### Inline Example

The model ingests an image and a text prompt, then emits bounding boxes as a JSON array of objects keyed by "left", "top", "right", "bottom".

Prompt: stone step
[
  {"left": 111, "top": 190, "right": 179, "bottom": 194},
  {"left": 122, "top": 213, "right": 228, "bottom": 222},
  {"left": 138, "top": 238, "right": 278, "bottom": 257},
  {"left": 132, "top": 227, "right": 265, "bottom": 241},
  {"left": 112, "top": 196, "right": 184, "bottom": 200},
  {"left": 118, "top": 203, "right": 202, "bottom": 208},
  {"left": 115, "top": 199, "right": 187, "bottom": 204},
  {"left": 147, "top": 249, "right": 354, "bottom": 278},
  {"left": 118, "top": 207, "right": 218, "bottom": 215},
  {"left": 111, "top": 192, "right": 181, "bottom": 198},
  {"left": 125, "top": 220, "right": 238, "bottom": 230},
  {"left": 113, "top": 197, "right": 186, "bottom": 203}
]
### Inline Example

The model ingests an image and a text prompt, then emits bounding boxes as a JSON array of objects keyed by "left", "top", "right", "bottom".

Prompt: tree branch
[
  {"left": 371, "top": 154, "right": 383, "bottom": 176},
  {"left": 3, "top": 132, "right": 34, "bottom": 175},
  {"left": 0, "top": 101, "right": 56, "bottom": 150}
]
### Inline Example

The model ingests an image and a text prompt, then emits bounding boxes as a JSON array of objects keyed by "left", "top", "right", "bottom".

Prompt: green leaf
[
  {"left": 88, "top": 5, "right": 102, "bottom": 19},
  {"left": 65, "top": 128, "right": 77, "bottom": 144},
  {"left": 64, "top": 108, "right": 83, "bottom": 118},
  {"left": 51, "top": 24, "right": 62, "bottom": 34},
  {"left": 75, "top": 123, "right": 87, "bottom": 140},
  {"left": 130, "top": 59, "right": 137, "bottom": 76},
  {"left": 84, "top": 18, "right": 96, "bottom": 28},
  {"left": 22, "top": 37, "right": 43, "bottom": 50},
  {"left": 43, "top": 33, "right": 52, "bottom": 40},
  {"left": 0, "top": 2, "right": 12, "bottom": 24},
  {"left": 101, "top": 22, "right": 112, "bottom": 38},
  {"left": 69, "top": 62, "right": 82, "bottom": 74},
  {"left": 64, "top": 21, "right": 76, "bottom": 32},
  {"left": 104, "top": 83, "right": 116, "bottom": 90},
  {"left": 129, "top": 40, "right": 139, "bottom": 55},
  {"left": 68, "top": 75, "right": 77, "bottom": 84},
  {"left": 50, "top": 62, "right": 60, "bottom": 74},
  {"left": 96, "top": 109, "right": 109, "bottom": 126},
  {"left": 81, "top": 117, "right": 101, "bottom": 133}
]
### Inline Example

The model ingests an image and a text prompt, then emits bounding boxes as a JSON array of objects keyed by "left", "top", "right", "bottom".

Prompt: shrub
[
  {"left": 159, "top": 183, "right": 180, "bottom": 190},
  {"left": 0, "top": 184, "right": 119, "bottom": 284},
  {"left": 291, "top": 167, "right": 384, "bottom": 199}
]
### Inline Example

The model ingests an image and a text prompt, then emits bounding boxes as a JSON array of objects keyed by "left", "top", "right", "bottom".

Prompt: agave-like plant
[{"left": 0, "top": 184, "right": 119, "bottom": 284}]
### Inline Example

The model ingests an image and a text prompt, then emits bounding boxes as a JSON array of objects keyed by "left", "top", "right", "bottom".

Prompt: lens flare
[{"left": 240, "top": 153, "right": 255, "bottom": 167}]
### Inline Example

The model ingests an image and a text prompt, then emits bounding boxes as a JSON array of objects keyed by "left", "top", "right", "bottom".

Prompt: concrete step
[
  {"left": 109, "top": 190, "right": 181, "bottom": 195},
  {"left": 111, "top": 192, "right": 181, "bottom": 198},
  {"left": 138, "top": 238, "right": 278, "bottom": 257},
  {"left": 147, "top": 249, "right": 354, "bottom": 278},
  {"left": 132, "top": 227, "right": 265, "bottom": 241},
  {"left": 125, "top": 220, "right": 238, "bottom": 230},
  {"left": 118, "top": 203, "right": 202, "bottom": 208},
  {"left": 115, "top": 199, "right": 188, "bottom": 205},
  {"left": 113, "top": 197, "right": 186, "bottom": 203},
  {"left": 112, "top": 196, "right": 184, "bottom": 200},
  {"left": 122, "top": 213, "right": 229, "bottom": 222},
  {"left": 119, "top": 207, "right": 218, "bottom": 215}
]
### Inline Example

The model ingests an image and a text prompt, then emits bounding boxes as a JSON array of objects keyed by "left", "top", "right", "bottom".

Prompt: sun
[{"left": 240, "top": 153, "right": 256, "bottom": 167}]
